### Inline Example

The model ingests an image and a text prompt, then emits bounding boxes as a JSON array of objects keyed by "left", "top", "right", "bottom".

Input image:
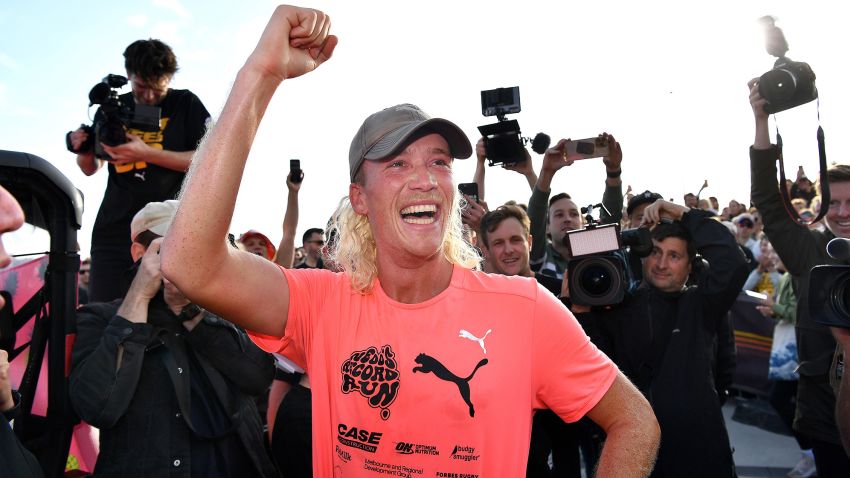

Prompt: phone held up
[
  {"left": 290, "top": 159, "right": 303, "bottom": 183},
  {"left": 458, "top": 182, "right": 479, "bottom": 203},
  {"left": 565, "top": 136, "right": 610, "bottom": 160}
]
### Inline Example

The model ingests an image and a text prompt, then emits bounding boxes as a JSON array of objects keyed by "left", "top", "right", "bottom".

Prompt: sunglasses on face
[{"left": 306, "top": 240, "right": 325, "bottom": 245}]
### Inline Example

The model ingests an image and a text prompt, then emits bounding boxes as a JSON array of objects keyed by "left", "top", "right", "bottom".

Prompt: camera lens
[
  {"left": 759, "top": 68, "right": 797, "bottom": 104},
  {"left": 832, "top": 273, "right": 850, "bottom": 317},
  {"left": 580, "top": 264, "right": 613, "bottom": 297}
]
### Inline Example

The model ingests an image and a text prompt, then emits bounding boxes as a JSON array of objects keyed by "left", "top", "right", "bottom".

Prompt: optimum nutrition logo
[{"left": 394, "top": 441, "right": 439, "bottom": 456}]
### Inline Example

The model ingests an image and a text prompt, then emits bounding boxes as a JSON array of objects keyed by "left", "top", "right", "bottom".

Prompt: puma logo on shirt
[
  {"left": 459, "top": 329, "right": 492, "bottom": 354},
  {"left": 413, "top": 353, "right": 488, "bottom": 417}
]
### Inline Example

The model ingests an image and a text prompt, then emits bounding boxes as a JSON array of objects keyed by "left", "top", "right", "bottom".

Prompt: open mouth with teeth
[{"left": 400, "top": 204, "right": 437, "bottom": 225}]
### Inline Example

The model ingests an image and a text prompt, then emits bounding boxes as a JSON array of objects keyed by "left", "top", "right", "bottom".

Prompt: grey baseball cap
[{"left": 348, "top": 104, "right": 472, "bottom": 182}]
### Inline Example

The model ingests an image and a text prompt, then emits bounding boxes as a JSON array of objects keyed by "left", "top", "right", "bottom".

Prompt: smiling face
[
  {"left": 643, "top": 237, "right": 691, "bottom": 293},
  {"left": 482, "top": 217, "right": 533, "bottom": 277},
  {"left": 825, "top": 181, "right": 850, "bottom": 239},
  {"left": 350, "top": 133, "right": 454, "bottom": 266}
]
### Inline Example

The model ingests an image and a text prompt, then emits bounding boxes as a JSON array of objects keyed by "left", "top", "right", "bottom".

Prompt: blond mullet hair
[{"left": 327, "top": 186, "right": 481, "bottom": 293}]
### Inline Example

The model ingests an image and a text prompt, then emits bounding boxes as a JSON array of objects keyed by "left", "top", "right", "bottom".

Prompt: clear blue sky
[{"left": 2, "top": 0, "right": 848, "bottom": 257}]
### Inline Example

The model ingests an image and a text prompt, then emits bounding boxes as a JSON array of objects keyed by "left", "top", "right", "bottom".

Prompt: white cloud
[
  {"left": 126, "top": 14, "right": 148, "bottom": 28},
  {"left": 152, "top": 0, "right": 189, "bottom": 18}
]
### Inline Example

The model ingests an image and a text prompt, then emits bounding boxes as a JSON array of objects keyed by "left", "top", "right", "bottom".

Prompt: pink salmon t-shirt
[{"left": 250, "top": 265, "right": 617, "bottom": 477}]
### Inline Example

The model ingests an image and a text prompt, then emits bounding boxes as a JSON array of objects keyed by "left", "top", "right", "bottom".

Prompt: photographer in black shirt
[{"left": 67, "top": 39, "right": 210, "bottom": 302}]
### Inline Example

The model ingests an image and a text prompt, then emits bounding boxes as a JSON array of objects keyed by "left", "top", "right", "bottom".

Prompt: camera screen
[
  {"left": 481, "top": 87, "right": 521, "bottom": 117},
  {"left": 567, "top": 225, "right": 620, "bottom": 257}
]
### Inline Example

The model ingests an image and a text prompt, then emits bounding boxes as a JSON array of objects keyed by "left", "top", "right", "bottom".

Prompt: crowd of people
[{"left": 3, "top": 4, "right": 850, "bottom": 478}]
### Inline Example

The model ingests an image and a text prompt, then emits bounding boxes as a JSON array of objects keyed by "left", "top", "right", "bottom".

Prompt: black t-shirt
[{"left": 92, "top": 89, "right": 210, "bottom": 245}]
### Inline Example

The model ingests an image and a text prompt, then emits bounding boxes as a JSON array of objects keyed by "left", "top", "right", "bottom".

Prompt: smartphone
[
  {"left": 458, "top": 182, "right": 479, "bottom": 203},
  {"left": 290, "top": 159, "right": 303, "bottom": 183},
  {"left": 565, "top": 136, "right": 610, "bottom": 160}
]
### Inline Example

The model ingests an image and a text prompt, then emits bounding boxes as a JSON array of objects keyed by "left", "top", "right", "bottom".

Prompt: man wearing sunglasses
[{"left": 295, "top": 228, "right": 326, "bottom": 270}]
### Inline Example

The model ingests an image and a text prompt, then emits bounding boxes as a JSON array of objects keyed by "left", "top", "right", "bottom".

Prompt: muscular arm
[
  {"left": 587, "top": 372, "right": 660, "bottom": 477},
  {"left": 161, "top": 7, "right": 336, "bottom": 337}
]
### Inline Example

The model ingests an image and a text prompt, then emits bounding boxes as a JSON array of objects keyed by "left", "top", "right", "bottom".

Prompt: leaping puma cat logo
[
  {"left": 134, "top": 171, "right": 146, "bottom": 181},
  {"left": 459, "top": 329, "right": 492, "bottom": 354},
  {"left": 412, "top": 353, "right": 488, "bottom": 417}
]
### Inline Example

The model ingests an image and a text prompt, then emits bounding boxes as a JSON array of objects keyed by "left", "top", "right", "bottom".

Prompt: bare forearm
[
  {"left": 473, "top": 162, "right": 486, "bottom": 201},
  {"left": 146, "top": 149, "right": 195, "bottom": 172},
  {"left": 524, "top": 171, "right": 538, "bottom": 192},
  {"left": 595, "top": 420, "right": 659, "bottom": 477},
  {"left": 535, "top": 168, "right": 556, "bottom": 193},
  {"left": 163, "top": 64, "right": 279, "bottom": 286},
  {"left": 77, "top": 153, "right": 103, "bottom": 176},
  {"left": 275, "top": 191, "right": 299, "bottom": 268}
]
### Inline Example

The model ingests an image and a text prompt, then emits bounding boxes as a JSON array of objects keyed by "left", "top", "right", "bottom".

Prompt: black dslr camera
[
  {"left": 66, "top": 74, "right": 162, "bottom": 159},
  {"left": 477, "top": 86, "right": 550, "bottom": 166},
  {"left": 566, "top": 205, "right": 653, "bottom": 307},
  {"left": 757, "top": 16, "right": 818, "bottom": 114},
  {"left": 808, "top": 238, "right": 850, "bottom": 328}
]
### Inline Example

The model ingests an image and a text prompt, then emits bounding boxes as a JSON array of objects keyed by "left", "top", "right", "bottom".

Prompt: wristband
[{"left": 606, "top": 169, "right": 622, "bottom": 179}]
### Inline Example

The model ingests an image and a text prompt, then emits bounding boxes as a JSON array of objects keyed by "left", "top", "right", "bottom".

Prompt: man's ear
[
  {"left": 527, "top": 234, "right": 533, "bottom": 251},
  {"left": 349, "top": 183, "right": 368, "bottom": 216},
  {"left": 130, "top": 242, "right": 147, "bottom": 262}
]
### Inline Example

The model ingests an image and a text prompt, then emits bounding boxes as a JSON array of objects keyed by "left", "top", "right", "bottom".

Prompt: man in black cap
[{"left": 627, "top": 190, "right": 663, "bottom": 229}]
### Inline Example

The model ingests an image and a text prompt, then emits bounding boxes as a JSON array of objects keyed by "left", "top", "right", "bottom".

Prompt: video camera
[
  {"left": 566, "top": 204, "right": 653, "bottom": 307},
  {"left": 808, "top": 238, "right": 850, "bottom": 328},
  {"left": 66, "top": 74, "right": 162, "bottom": 159},
  {"left": 477, "top": 86, "right": 550, "bottom": 166},
  {"left": 758, "top": 16, "right": 818, "bottom": 114}
]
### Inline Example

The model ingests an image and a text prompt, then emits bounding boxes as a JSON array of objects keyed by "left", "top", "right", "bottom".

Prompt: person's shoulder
[
  {"left": 285, "top": 267, "right": 351, "bottom": 288},
  {"left": 458, "top": 268, "right": 540, "bottom": 301}
]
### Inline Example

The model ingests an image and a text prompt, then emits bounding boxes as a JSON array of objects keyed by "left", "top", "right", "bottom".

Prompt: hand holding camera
[
  {"left": 127, "top": 238, "right": 165, "bottom": 310},
  {"left": 639, "top": 199, "right": 688, "bottom": 229}
]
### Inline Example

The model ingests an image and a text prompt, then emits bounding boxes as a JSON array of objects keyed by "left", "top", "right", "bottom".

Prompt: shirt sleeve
[
  {"left": 531, "top": 285, "right": 619, "bottom": 423},
  {"left": 247, "top": 267, "right": 338, "bottom": 371}
]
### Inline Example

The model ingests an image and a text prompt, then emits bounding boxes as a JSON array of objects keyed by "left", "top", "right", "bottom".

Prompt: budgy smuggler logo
[{"left": 340, "top": 345, "right": 401, "bottom": 420}]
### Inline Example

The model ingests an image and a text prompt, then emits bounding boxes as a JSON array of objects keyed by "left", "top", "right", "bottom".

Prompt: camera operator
[
  {"left": 528, "top": 134, "right": 623, "bottom": 280},
  {"left": 67, "top": 39, "right": 210, "bottom": 303},
  {"left": 582, "top": 199, "right": 748, "bottom": 477},
  {"left": 748, "top": 79, "right": 850, "bottom": 475}
]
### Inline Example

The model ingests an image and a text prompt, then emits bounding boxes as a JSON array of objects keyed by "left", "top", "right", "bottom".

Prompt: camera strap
[{"left": 775, "top": 100, "right": 829, "bottom": 227}]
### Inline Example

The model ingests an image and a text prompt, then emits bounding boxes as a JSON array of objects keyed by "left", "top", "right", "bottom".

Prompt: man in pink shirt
[{"left": 162, "top": 5, "right": 660, "bottom": 476}]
